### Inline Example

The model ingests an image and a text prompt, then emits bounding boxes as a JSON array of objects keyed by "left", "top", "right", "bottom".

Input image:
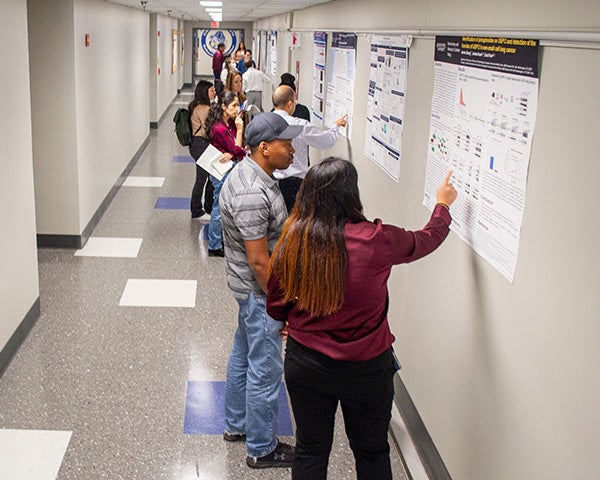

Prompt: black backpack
[{"left": 173, "top": 107, "right": 193, "bottom": 146}]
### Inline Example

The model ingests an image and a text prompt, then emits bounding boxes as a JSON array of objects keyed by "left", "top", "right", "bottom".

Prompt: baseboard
[
  {"left": 390, "top": 374, "right": 452, "bottom": 480},
  {"left": 182, "top": 82, "right": 193, "bottom": 89},
  {"left": 0, "top": 298, "right": 41, "bottom": 379},
  {"left": 151, "top": 95, "right": 179, "bottom": 129},
  {"left": 37, "top": 135, "right": 150, "bottom": 249},
  {"left": 36, "top": 234, "right": 82, "bottom": 249}
]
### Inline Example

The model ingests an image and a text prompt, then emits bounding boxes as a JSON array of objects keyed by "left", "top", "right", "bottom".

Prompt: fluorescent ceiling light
[
  {"left": 209, "top": 13, "right": 223, "bottom": 21},
  {"left": 200, "top": 1, "right": 222, "bottom": 6},
  {"left": 205, "top": 7, "right": 222, "bottom": 12}
]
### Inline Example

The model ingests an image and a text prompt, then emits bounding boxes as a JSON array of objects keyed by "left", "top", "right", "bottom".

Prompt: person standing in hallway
[
  {"left": 279, "top": 73, "right": 311, "bottom": 122},
  {"left": 188, "top": 80, "right": 216, "bottom": 219},
  {"left": 212, "top": 43, "right": 226, "bottom": 94},
  {"left": 272, "top": 85, "right": 347, "bottom": 212},
  {"left": 233, "top": 40, "right": 246, "bottom": 62},
  {"left": 237, "top": 49, "right": 256, "bottom": 74},
  {"left": 242, "top": 60, "right": 273, "bottom": 114},
  {"left": 225, "top": 71, "right": 247, "bottom": 106},
  {"left": 219, "top": 112, "right": 303, "bottom": 469},
  {"left": 220, "top": 55, "right": 235, "bottom": 87},
  {"left": 204, "top": 91, "right": 246, "bottom": 257},
  {"left": 267, "top": 159, "right": 457, "bottom": 480}
]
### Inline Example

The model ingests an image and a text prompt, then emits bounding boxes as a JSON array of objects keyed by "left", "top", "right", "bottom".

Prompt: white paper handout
[{"left": 196, "top": 143, "right": 234, "bottom": 180}]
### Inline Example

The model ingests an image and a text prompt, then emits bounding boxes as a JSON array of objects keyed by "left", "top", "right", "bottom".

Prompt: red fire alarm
[{"left": 85, "top": 34, "right": 90, "bottom": 47}]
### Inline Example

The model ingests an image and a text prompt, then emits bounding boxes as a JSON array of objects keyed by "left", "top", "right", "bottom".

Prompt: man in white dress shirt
[
  {"left": 242, "top": 60, "right": 273, "bottom": 114},
  {"left": 272, "top": 85, "right": 348, "bottom": 212}
]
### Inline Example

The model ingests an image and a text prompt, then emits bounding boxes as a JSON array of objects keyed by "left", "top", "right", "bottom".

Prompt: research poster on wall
[
  {"left": 324, "top": 32, "right": 356, "bottom": 138},
  {"left": 365, "top": 35, "right": 412, "bottom": 181},
  {"left": 423, "top": 36, "right": 539, "bottom": 282},
  {"left": 267, "top": 31, "right": 278, "bottom": 77},
  {"left": 312, "top": 31, "right": 327, "bottom": 126}
]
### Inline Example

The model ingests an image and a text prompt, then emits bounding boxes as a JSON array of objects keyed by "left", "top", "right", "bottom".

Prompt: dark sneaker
[
  {"left": 223, "top": 432, "right": 246, "bottom": 442},
  {"left": 208, "top": 248, "right": 224, "bottom": 257},
  {"left": 246, "top": 441, "right": 294, "bottom": 469}
]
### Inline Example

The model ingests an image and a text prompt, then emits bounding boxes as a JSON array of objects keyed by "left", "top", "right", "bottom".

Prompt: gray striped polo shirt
[{"left": 220, "top": 155, "right": 288, "bottom": 298}]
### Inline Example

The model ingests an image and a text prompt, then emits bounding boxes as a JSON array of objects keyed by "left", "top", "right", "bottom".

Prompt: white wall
[
  {"left": 257, "top": 1, "right": 600, "bottom": 478},
  {"left": 0, "top": 0, "right": 39, "bottom": 351},
  {"left": 156, "top": 14, "right": 181, "bottom": 119},
  {"left": 74, "top": 0, "right": 149, "bottom": 230},
  {"left": 29, "top": 0, "right": 150, "bottom": 237},
  {"left": 28, "top": 0, "right": 79, "bottom": 235}
]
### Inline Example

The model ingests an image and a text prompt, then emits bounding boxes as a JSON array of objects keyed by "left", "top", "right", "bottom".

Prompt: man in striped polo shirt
[{"left": 219, "top": 112, "right": 302, "bottom": 469}]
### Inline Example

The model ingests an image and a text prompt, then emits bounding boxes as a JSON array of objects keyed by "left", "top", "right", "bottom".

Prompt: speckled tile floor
[{"left": 0, "top": 94, "right": 409, "bottom": 480}]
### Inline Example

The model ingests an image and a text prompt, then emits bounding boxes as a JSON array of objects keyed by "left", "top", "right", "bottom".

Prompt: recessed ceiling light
[
  {"left": 200, "top": 1, "right": 222, "bottom": 6},
  {"left": 205, "top": 7, "right": 222, "bottom": 12}
]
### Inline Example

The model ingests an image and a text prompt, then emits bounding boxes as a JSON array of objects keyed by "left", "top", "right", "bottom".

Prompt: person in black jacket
[{"left": 279, "top": 73, "right": 311, "bottom": 122}]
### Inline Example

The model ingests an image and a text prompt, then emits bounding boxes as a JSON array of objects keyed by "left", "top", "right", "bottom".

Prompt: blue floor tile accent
[
  {"left": 172, "top": 155, "right": 195, "bottom": 163},
  {"left": 184, "top": 381, "right": 293, "bottom": 435},
  {"left": 154, "top": 197, "right": 190, "bottom": 209}
]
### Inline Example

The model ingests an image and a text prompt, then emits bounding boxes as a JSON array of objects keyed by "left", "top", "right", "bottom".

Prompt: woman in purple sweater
[
  {"left": 204, "top": 90, "right": 246, "bottom": 257},
  {"left": 267, "top": 158, "right": 457, "bottom": 480}
]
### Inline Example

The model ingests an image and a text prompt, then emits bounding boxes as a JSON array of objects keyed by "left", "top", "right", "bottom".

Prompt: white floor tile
[
  {"left": 119, "top": 279, "right": 197, "bottom": 307},
  {"left": 122, "top": 176, "right": 165, "bottom": 187},
  {"left": 0, "top": 429, "right": 72, "bottom": 480},
  {"left": 172, "top": 101, "right": 189, "bottom": 105},
  {"left": 74, "top": 237, "right": 143, "bottom": 258}
]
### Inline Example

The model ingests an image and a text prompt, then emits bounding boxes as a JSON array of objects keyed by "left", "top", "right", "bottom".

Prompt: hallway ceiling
[{"left": 107, "top": 0, "right": 331, "bottom": 22}]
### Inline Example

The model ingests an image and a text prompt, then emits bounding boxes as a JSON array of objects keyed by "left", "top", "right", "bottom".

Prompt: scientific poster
[
  {"left": 268, "top": 31, "right": 277, "bottom": 77},
  {"left": 365, "top": 35, "right": 412, "bottom": 181},
  {"left": 312, "top": 31, "right": 327, "bottom": 125},
  {"left": 324, "top": 32, "right": 356, "bottom": 138},
  {"left": 423, "top": 36, "right": 539, "bottom": 282}
]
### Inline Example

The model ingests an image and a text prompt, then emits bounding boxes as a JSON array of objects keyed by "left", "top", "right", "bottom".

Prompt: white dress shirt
[
  {"left": 273, "top": 109, "right": 339, "bottom": 180},
  {"left": 242, "top": 67, "right": 271, "bottom": 92}
]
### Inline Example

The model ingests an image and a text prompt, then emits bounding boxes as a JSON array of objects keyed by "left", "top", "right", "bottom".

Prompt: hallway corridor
[{"left": 0, "top": 92, "right": 408, "bottom": 480}]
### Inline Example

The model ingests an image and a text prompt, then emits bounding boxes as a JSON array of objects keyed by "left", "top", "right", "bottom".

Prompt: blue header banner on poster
[
  {"left": 435, "top": 36, "right": 539, "bottom": 78},
  {"left": 331, "top": 32, "right": 356, "bottom": 49},
  {"left": 314, "top": 31, "right": 327, "bottom": 47},
  {"left": 201, "top": 30, "right": 238, "bottom": 57}
]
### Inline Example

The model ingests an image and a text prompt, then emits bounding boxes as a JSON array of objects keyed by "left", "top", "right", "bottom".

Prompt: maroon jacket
[
  {"left": 212, "top": 49, "right": 224, "bottom": 76},
  {"left": 267, "top": 204, "right": 451, "bottom": 361}
]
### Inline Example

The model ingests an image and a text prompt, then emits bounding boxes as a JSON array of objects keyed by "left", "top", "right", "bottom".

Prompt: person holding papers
[{"left": 204, "top": 90, "right": 246, "bottom": 257}]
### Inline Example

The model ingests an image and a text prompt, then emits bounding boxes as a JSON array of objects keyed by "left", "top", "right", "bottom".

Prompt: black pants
[
  {"left": 284, "top": 337, "right": 396, "bottom": 480},
  {"left": 189, "top": 137, "right": 214, "bottom": 216},
  {"left": 278, "top": 176, "right": 303, "bottom": 213}
]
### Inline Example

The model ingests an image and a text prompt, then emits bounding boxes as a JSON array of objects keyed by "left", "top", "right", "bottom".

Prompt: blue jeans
[
  {"left": 208, "top": 173, "right": 227, "bottom": 250},
  {"left": 224, "top": 292, "right": 284, "bottom": 458}
]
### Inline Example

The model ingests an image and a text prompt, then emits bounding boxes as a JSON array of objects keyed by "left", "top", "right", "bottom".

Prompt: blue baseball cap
[{"left": 245, "top": 112, "right": 303, "bottom": 147}]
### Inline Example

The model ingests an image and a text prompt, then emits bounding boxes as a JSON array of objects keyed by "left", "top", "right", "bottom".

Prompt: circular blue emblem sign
[{"left": 201, "top": 30, "right": 238, "bottom": 57}]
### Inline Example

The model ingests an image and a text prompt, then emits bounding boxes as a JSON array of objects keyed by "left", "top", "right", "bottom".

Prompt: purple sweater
[
  {"left": 267, "top": 204, "right": 451, "bottom": 361},
  {"left": 209, "top": 119, "right": 246, "bottom": 161}
]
